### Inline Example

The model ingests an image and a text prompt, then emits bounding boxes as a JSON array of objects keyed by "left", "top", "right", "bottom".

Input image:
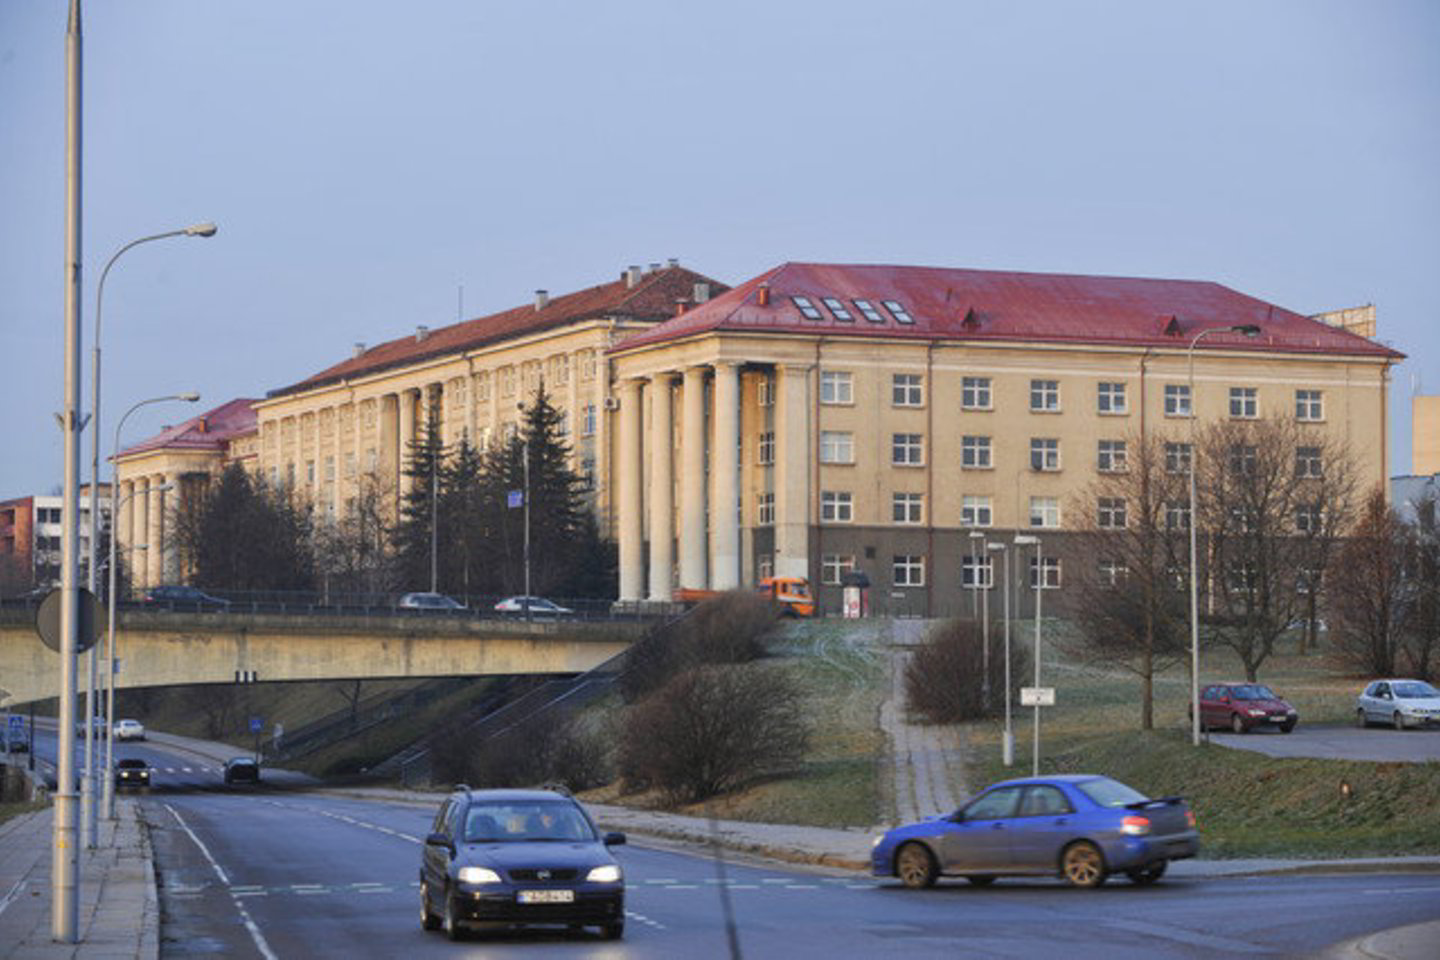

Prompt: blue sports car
[{"left": 871, "top": 774, "right": 1199, "bottom": 888}]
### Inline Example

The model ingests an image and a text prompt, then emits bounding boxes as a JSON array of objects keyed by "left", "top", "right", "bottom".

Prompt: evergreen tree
[
  {"left": 392, "top": 404, "right": 448, "bottom": 592},
  {"left": 174, "top": 463, "right": 315, "bottom": 591}
]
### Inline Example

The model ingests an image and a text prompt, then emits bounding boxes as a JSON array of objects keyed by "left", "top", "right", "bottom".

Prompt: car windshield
[
  {"left": 1075, "top": 777, "right": 1149, "bottom": 808},
  {"left": 1394, "top": 681, "right": 1440, "bottom": 698},
  {"left": 464, "top": 801, "right": 594, "bottom": 843},
  {"left": 117, "top": 759, "right": 146, "bottom": 768},
  {"left": 1231, "top": 685, "right": 1278, "bottom": 700}
]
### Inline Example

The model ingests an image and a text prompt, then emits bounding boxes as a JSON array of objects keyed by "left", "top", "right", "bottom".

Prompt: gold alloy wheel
[
  {"left": 1061, "top": 841, "right": 1107, "bottom": 888},
  {"left": 896, "top": 843, "right": 938, "bottom": 889}
]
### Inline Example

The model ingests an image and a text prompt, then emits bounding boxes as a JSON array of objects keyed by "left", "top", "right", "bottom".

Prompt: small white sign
[{"left": 1020, "top": 687, "right": 1056, "bottom": 707}]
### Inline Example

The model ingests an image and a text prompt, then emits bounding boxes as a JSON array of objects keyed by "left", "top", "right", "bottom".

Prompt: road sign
[
  {"left": 507, "top": 490, "right": 524, "bottom": 508},
  {"left": 8, "top": 715, "right": 23, "bottom": 735},
  {"left": 1020, "top": 687, "right": 1056, "bottom": 707},
  {"left": 35, "top": 588, "right": 103, "bottom": 654},
  {"left": 249, "top": 716, "right": 264, "bottom": 734}
]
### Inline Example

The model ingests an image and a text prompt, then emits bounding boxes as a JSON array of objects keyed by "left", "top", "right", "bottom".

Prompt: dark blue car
[{"left": 871, "top": 774, "right": 1199, "bottom": 888}]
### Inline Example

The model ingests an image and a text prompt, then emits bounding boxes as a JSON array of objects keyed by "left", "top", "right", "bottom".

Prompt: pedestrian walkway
[
  {"left": 879, "top": 619, "right": 969, "bottom": 824},
  {"left": 0, "top": 799, "right": 157, "bottom": 960}
]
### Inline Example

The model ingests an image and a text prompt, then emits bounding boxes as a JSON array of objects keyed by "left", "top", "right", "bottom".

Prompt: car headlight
[
  {"left": 586, "top": 864, "right": 623, "bottom": 883},
  {"left": 1247, "top": 709, "right": 1267, "bottom": 717},
  {"left": 456, "top": 866, "right": 503, "bottom": 884},
  {"left": 872, "top": 835, "right": 885, "bottom": 849}
]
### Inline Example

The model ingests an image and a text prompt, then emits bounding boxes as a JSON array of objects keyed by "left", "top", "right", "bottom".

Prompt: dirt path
[{"left": 878, "top": 619, "right": 970, "bottom": 825}]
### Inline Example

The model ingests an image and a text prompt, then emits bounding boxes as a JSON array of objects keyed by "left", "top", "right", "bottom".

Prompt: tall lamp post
[
  {"left": 986, "top": 541, "right": 1011, "bottom": 765},
  {"left": 86, "top": 222, "right": 215, "bottom": 843},
  {"left": 968, "top": 530, "right": 988, "bottom": 706},
  {"left": 1014, "top": 534, "right": 1041, "bottom": 775},
  {"left": 1186, "top": 324, "right": 1260, "bottom": 747},
  {"left": 101, "top": 394, "right": 197, "bottom": 822}
]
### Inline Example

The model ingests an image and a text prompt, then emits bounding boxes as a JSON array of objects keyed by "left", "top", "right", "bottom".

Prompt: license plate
[
  {"left": 518, "top": 889, "right": 574, "bottom": 904},
  {"left": 1270, "top": 715, "right": 1289, "bottom": 722}
]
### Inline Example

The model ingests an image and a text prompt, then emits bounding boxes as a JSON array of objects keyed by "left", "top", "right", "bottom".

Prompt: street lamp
[
  {"left": 1014, "top": 534, "right": 1041, "bottom": 776},
  {"left": 1186, "top": 323, "right": 1261, "bottom": 748},
  {"left": 101, "top": 393, "right": 198, "bottom": 823},
  {"left": 986, "top": 541, "right": 1011, "bottom": 765},
  {"left": 968, "top": 530, "right": 987, "bottom": 704},
  {"left": 86, "top": 223, "right": 214, "bottom": 842}
]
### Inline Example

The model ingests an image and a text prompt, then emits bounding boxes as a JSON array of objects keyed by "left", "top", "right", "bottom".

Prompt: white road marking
[
  {"left": 626, "top": 910, "right": 667, "bottom": 930},
  {"left": 164, "top": 804, "right": 280, "bottom": 960}
]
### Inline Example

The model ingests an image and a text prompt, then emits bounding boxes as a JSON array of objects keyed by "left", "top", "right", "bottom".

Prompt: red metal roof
[
  {"left": 271, "top": 265, "right": 728, "bottom": 398},
  {"left": 116, "top": 398, "right": 258, "bottom": 460},
  {"left": 610, "top": 262, "right": 1404, "bottom": 360}
]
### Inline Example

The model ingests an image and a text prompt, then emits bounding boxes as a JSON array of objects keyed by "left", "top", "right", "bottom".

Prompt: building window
[
  {"left": 961, "top": 435, "right": 992, "bottom": 469},
  {"left": 962, "top": 495, "right": 992, "bottom": 528},
  {"left": 821, "top": 553, "right": 856, "bottom": 585},
  {"left": 365, "top": 448, "right": 378, "bottom": 473},
  {"left": 757, "top": 375, "right": 774, "bottom": 407},
  {"left": 285, "top": 463, "right": 296, "bottom": 488},
  {"left": 1098, "top": 439, "right": 1127, "bottom": 472},
  {"left": 882, "top": 300, "right": 915, "bottom": 324},
  {"left": 1229, "top": 386, "right": 1259, "bottom": 419},
  {"left": 893, "top": 555, "right": 925, "bottom": 587},
  {"left": 757, "top": 431, "right": 775, "bottom": 465},
  {"left": 324, "top": 457, "right": 335, "bottom": 482},
  {"left": 552, "top": 354, "right": 570, "bottom": 386},
  {"left": 1030, "top": 438, "right": 1060, "bottom": 472},
  {"left": 892, "top": 433, "right": 924, "bottom": 466},
  {"left": 499, "top": 366, "right": 516, "bottom": 398},
  {"left": 581, "top": 457, "right": 596, "bottom": 491},
  {"left": 893, "top": 492, "right": 924, "bottom": 524},
  {"left": 820, "top": 371, "right": 853, "bottom": 405},
  {"left": 556, "top": 411, "right": 571, "bottom": 437},
  {"left": 1164, "top": 384, "right": 1191, "bottom": 417},
  {"left": 1226, "top": 562, "right": 1258, "bottom": 593},
  {"left": 820, "top": 431, "right": 854, "bottom": 464},
  {"left": 757, "top": 493, "right": 775, "bottom": 526},
  {"left": 1030, "top": 556, "right": 1062, "bottom": 589},
  {"left": 791, "top": 296, "right": 824, "bottom": 320},
  {"left": 305, "top": 460, "right": 316, "bottom": 485},
  {"left": 1165, "top": 442, "right": 1192, "bottom": 474},
  {"left": 1030, "top": 379, "right": 1060, "bottom": 412},
  {"left": 1098, "top": 559, "right": 1128, "bottom": 586},
  {"left": 1097, "top": 382, "right": 1128, "bottom": 415},
  {"left": 1296, "top": 389, "right": 1324, "bottom": 422},
  {"left": 962, "top": 376, "right": 992, "bottom": 410},
  {"left": 1229, "top": 444, "right": 1257, "bottom": 476},
  {"left": 1029, "top": 497, "right": 1059, "bottom": 528},
  {"left": 1295, "top": 446, "right": 1323, "bottom": 479},
  {"left": 821, "top": 491, "right": 853, "bottom": 523},
  {"left": 344, "top": 452, "right": 356, "bottom": 477},
  {"left": 1166, "top": 500, "right": 1191, "bottom": 531},
  {"left": 1296, "top": 503, "right": 1323, "bottom": 534},
  {"left": 961, "top": 555, "right": 994, "bottom": 588},
  {"left": 821, "top": 297, "right": 853, "bottom": 322},
  {"left": 474, "top": 371, "right": 491, "bottom": 403},
  {"left": 758, "top": 555, "right": 774, "bottom": 580},
  {"left": 852, "top": 299, "right": 885, "bottom": 323},
  {"left": 582, "top": 403, "right": 597, "bottom": 437},
  {"left": 1098, "top": 497, "right": 1128, "bottom": 529},
  {"left": 892, "top": 373, "right": 924, "bottom": 407}
]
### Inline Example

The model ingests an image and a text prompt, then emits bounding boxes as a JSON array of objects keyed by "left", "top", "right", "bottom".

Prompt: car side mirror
[
  {"left": 425, "top": 832, "right": 454, "bottom": 853},
  {"left": 603, "top": 832, "right": 626, "bottom": 846}
]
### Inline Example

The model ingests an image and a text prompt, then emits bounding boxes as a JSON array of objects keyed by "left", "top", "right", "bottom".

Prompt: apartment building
[{"left": 0, "top": 487, "right": 113, "bottom": 591}]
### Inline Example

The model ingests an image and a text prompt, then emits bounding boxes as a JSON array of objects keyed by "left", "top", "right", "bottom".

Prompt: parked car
[
  {"left": 398, "top": 592, "right": 466, "bottom": 611},
  {"left": 419, "top": 787, "right": 626, "bottom": 941},
  {"left": 1356, "top": 679, "right": 1440, "bottom": 730},
  {"left": 223, "top": 757, "right": 262, "bottom": 785},
  {"left": 492, "top": 596, "right": 573, "bottom": 617},
  {"left": 871, "top": 774, "right": 1199, "bottom": 889},
  {"left": 76, "top": 714, "right": 107, "bottom": 737},
  {"left": 1196, "top": 682, "right": 1297, "bottom": 734},
  {"left": 113, "top": 718, "right": 146, "bottom": 742},
  {"left": 114, "top": 757, "right": 151, "bottom": 789},
  {"left": 144, "top": 584, "right": 231, "bottom": 609}
]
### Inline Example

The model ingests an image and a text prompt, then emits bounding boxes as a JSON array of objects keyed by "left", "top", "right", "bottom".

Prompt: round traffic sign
[{"left": 35, "top": 588, "right": 104, "bottom": 654}]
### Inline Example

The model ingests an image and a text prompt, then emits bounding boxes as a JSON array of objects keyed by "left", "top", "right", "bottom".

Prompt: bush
[
  {"left": 904, "top": 619, "right": 1031, "bottom": 724},
  {"left": 618, "top": 663, "right": 808, "bottom": 804},
  {"left": 432, "top": 709, "right": 612, "bottom": 792},
  {"left": 619, "top": 591, "right": 779, "bottom": 702}
]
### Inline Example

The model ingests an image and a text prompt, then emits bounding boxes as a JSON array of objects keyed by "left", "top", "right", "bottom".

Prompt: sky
[{"left": 2, "top": 0, "right": 1437, "bottom": 499}]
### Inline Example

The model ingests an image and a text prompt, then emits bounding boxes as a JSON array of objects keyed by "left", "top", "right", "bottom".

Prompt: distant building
[
  {"left": 1414, "top": 395, "right": 1440, "bottom": 476},
  {"left": 0, "top": 486, "right": 113, "bottom": 592}
]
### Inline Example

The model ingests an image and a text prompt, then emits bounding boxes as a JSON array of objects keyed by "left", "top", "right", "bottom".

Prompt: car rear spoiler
[{"left": 1125, "top": 796, "right": 1183, "bottom": 810}]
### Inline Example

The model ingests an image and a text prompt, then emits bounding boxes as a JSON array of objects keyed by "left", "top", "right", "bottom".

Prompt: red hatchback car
[{"left": 1198, "top": 683, "right": 1298, "bottom": 734}]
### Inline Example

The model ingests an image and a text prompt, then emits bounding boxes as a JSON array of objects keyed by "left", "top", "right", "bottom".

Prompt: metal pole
[
  {"left": 523, "top": 439, "right": 531, "bottom": 621},
  {"left": 1002, "top": 545, "right": 1013, "bottom": 766},
  {"left": 54, "top": 0, "right": 83, "bottom": 940},
  {"left": 981, "top": 552, "right": 991, "bottom": 709},
  {"left": 429, "top": 449, "right": 438, "bottom": 594},
  {"left": 1033, "top": 538, "right": 1043, "bottom": 778}
]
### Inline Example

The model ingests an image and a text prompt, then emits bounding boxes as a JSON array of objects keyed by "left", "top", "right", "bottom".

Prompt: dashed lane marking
[{"left": 165, "top": 803, "right": 280, "bottom": 960}]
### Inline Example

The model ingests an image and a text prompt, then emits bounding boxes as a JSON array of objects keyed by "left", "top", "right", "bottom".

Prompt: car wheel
[
  {"left": 1355, "top": 709, "right": 1368, "bottom": 729},
  {"left": 419, "top": 881, "right": 441, "bottom": 931},
  {"left": 1230, "top": 713, "right": 1246, "bottom": 734},
  {"left": 442, "top": 889, "right": 464, "bottom": 941},
  {"left": 965, "top": 875, "right": 995, "bottom": 887},
  {"left": 1279, "top": 721, "right": 1296, "bottom": 734},
  {"left": 1125, "top": 861, "right": 1167, "bottom": 885},
  {"left": 601, "top": 921, "right": 625, "bottom": 940},
  {"left": 1393, "top": 711, "right": 1407, "bottom": 731},
  {"left": 1061, "top": 841, "right": 1108, "bottom": 888},
  {"left": 895, "top": 842, "right": 938, "bottom": 889}
]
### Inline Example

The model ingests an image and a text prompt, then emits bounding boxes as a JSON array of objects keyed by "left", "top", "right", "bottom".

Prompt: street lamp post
[
  {"left": 86, "top": 222, "right": 215, "bottom": 843},
  {"left": 987, "top": 541, "right": 1010, "bottom": 764},
  {"left": 101, "top": 394, "right": 198, "bottom": 823},
  {"left": 968, "top": 530, "right": 988, "bottom": 706},
  {"left": 1014, "top": 534, "right": 1041, "bottom": 776},
  {"left": 1186, "top": 324, "right": 1261, "bottom": 747}
]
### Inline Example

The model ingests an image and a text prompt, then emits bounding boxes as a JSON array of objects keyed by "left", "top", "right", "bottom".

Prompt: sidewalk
[{"left": 0, "top": 799, "right": 157, "bottom": 960}]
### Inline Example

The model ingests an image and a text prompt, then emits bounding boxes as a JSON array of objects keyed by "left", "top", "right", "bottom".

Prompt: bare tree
[
  {"left": 1404, "top": 493, "right": 1440, "bottom": 680},
  {"left": 1195, "top": 418, "right": 1358, "bottom": 681},
  {"left": 1327, "top": 489, "right": 1414, "bottom": 677},
  {"left": 904, "top": 618, "right": 1028, "bottom": 725},
  {"left": 313, "top": 472, "right": 396, "bottom": 599}
]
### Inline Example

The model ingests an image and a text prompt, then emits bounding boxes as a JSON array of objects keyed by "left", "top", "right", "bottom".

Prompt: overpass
[{"left": 0, "top": 607, "right": 643, "bottom": 707}]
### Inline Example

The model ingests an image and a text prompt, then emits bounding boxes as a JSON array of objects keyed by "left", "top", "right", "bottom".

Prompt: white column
[
  {"left": 710, "top": 362, "right": 741, "bottom": 590},
  {"left": 617, "top": 379, "right": 645, "bottom": 601},
  {"left": 678, "top": 366, "right": 708, "bottom": 590},
  {"left": 774, "top": 364, "right": 810, "bottom": 580},
  {"left": 147, "top": 475, "right": 166, "bottom": 587},
  {"left": 647, "top": 372, "right": 676, "bottom": 602},
  {"left": 132, "top": 478, "right": 149, "bottom": 589},
  {"left": 399, "top": 389, "right": 417, "bottom": 497}
]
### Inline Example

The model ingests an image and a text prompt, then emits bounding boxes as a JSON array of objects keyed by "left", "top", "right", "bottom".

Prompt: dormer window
[
  {"left": 882, "top": 300, "right": 914, "bottom": 324},
  {"left": 821, "top": 297, "right": 853, "bottom": 322},
  {"left": 853, "top": 299, "right": 886, "bottom": 323},
  {"left": 791, "top": 296, "right": 823, "bottom": 320}
]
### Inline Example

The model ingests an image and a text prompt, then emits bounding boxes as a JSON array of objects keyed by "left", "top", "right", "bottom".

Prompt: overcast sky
[{"left": 2, "top": 0, "right": 1437, "bottom": 499}]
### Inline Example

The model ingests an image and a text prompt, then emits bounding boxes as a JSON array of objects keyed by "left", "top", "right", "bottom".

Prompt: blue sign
[
  {"left": 248, "top": 716, "right": 264, "bottom": 734},
  {"left": 507, "top": 490, "right": 524, "bottom": 509},
  {"left": 7, "top": 715, "right": 23, "bottom": 734}
]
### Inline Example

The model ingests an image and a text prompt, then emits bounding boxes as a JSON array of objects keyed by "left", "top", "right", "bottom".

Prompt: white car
[
  {"left": 113, "top": 718, "right": 146, "bottom": 741},
  {"left": 493, "top": 596, "right": 573, "bottom": 617},
  {"left": 1356, "top": 679, "right": 1440, "bottom": 730},
  {"left": 398, "top": 592, "right": 466, "bottom": 611}
]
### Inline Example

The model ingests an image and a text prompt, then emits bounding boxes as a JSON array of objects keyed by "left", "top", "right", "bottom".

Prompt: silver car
[{"left": 1356, "top": 680, "right": 1440, "bottom": 730}]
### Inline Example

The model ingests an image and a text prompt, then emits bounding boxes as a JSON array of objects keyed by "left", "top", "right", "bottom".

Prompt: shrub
[
  {"left": 437, "top": 710, "right": 612, "bottom": 792},
  {"left": 618, "top": 663, "right": 808, "bottom": 804},
  {"left": 904, "top": 619, "right": 1031, "bottom": 724},
  {"left": 619, "top": 591, "right": 779, "bottom": 702}
]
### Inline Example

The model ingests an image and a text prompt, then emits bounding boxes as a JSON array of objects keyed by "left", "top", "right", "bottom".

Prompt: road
[
  {"left": 22, "top": 733, "right": 1440, "bottom": 958},
  {"left": 1209, "top": 724, "right": 1440, "bottom": 763}
]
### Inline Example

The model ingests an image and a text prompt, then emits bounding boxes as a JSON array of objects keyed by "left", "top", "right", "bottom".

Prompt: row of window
[
  {"left": 791, "top": 296, "right": 913, "bottom": 325},
  {"left": 813, "top": 552, "right": 1062, "bottom": 589}
]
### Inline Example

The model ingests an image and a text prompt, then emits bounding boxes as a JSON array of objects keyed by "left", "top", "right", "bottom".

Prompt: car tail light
[
  {"left": 1121, "top": 815, "right": 1152, "bottom": 836},
  {"left": 1186, "top": 810, "right": 1197, "bottom": 829}
]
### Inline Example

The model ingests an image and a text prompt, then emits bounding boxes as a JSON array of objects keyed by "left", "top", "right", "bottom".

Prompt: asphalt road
[{"left": 1208, "top": 724, "right": 1440, "bottom": 762}]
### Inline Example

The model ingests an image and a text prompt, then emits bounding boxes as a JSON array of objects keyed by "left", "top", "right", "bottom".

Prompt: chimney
[
  {"left": 667, "top": 257, "right": 679, "bottom": 269},
  {"left": 757, "top": 282, "right": 771, "bottom": 307},
  {"left": 415, "top": 325, "right": 429, "bottom": 342},
  {"left": 534, "top": 289, "right": 549, "bottom": 311},
  {"left": 675, "top": 298, "right": 688, "bottom": 317},
  {"left": 352, "top": 342, "right": 366, "bottom": 358},
  {"left": 693, "top": 282, "right": 710, "bottom": 303},
  {"left": 198, "top": 417, "right": 208, "bottom": 434},
  {"left": 626, "top": 265, "right": 642, "bottom": 288},
  {"left": 648, "top": 262, "right": 661, "bottom": 274}
]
